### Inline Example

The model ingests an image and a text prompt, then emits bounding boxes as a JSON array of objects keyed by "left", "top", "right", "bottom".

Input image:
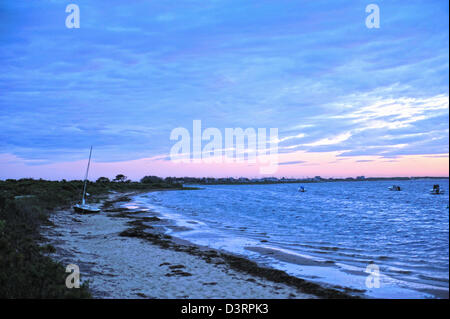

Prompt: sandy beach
[{"left": 41, "top": 191, "right": 355, "bottom": 299}]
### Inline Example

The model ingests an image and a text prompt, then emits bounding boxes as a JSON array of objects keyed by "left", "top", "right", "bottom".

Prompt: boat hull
[{"left": 73, "top": 204, "right": 100, "bottom": 214}]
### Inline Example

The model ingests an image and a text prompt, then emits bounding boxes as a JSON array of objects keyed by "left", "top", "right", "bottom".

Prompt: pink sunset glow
[{"left": 1, "top": 152, "right": 448, "bottom": 181}]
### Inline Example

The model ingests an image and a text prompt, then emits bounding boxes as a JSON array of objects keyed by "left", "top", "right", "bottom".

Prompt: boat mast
[{"left": 81, "top": 146, "right": 93, "bottom": 205}]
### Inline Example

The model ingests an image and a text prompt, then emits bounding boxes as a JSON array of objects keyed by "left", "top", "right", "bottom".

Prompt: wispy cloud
[{"left": 279, "top": 160, "right": 306, "bottom": 166}]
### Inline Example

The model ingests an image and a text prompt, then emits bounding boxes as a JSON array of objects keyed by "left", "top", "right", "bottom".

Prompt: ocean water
[{"left": 133, "top": 179, "right": 449, "bottom": 298}]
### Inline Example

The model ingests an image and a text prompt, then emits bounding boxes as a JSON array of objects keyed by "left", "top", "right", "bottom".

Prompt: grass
[{"left": 0, "top": 178, "right": 183, "bottom": 298}]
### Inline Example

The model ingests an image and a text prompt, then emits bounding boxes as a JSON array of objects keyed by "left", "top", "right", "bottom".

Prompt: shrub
[
  {"left": 96, "top": 177, "right": 110, "bottom": 183},
  {"left": 140, "top": 176, "right": 163, "bottom": 184}
]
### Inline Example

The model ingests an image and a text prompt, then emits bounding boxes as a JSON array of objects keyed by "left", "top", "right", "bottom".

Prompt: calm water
[{"left": 133, "top": 179, "right": 449, "bottom": 298}]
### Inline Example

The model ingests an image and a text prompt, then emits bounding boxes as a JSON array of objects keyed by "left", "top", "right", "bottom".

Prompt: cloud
[
  {"left": 0, "top": 0, "right": 448, "bottom": 171},
  {"left": 303, "top": 132, "right": 353, "bottom": 147},
  {"left": 279, "top": 160, "right": 306, "bottom": 166}
]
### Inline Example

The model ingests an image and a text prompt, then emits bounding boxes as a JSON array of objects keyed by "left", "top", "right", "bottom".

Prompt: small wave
[
  {"left": 318, "top": 246, "right": 339, "bottom": 251},
  {"left": 387, "top": 266, "right": 412, "bottom": 275},
  {"left": 246, "top": 245, "right": 332, "bottom": 267},
  {"left": 378, "top": 255, "right": 392, "bottom": 260},
  {"left": 418, "top": 274, "right": 449, "bottom": 284}
]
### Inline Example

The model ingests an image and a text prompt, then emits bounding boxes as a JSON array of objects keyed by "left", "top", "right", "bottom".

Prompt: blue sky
[{"left": 0, "top": 0, "right": 448, "bottom": 176}]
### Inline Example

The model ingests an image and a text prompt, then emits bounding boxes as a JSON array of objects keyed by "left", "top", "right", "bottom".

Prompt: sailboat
[{"left": 73, "top": 146, "right": 101, "bottom": 214}]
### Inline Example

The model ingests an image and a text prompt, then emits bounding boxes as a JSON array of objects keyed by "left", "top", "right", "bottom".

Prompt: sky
[{"left": 0, "top": 0, "right": 448, "bottom": 180}]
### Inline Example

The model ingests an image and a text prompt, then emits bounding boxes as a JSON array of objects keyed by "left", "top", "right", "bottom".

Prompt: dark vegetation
[{"left": 0, "top": 176, "right": 183, "bottom": 298}]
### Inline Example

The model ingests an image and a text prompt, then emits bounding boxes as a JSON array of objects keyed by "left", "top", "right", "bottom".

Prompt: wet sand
[{"left": 41, "top": 191, "right": 355, "bottom": 299}]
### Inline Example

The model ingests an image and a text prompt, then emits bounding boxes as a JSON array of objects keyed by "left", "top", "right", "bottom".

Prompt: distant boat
[
  {"left": 388, "top": 185, "right": 401, "bottom": 191},
  {"left": 430, "top": 184, "right": 445, "bottom": 195},
  {"left": 73, "top": 146, "right": 100, "bottom": 214},
  {"left": 298, "top": 186, "right": 306, "bottom": 192}
]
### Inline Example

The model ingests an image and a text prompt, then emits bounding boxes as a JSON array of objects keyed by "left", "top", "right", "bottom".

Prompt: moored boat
[
  {"left": 430, "top": 184, "right": 445, "bottom": 195},
  {"left": 73, "top": 146, "right": 100, "bottom": 214},
  {"left": 73, "top": 203, "right": 100, "bottom": 214}
]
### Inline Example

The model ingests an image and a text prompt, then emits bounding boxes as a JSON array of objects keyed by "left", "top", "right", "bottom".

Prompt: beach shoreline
[{"left": 41, "top": 190, "right": 358, "bottom": 299}]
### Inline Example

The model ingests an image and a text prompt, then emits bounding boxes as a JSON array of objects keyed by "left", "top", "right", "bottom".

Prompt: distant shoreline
[{"left": 178, "top": 176, "right": 449, "bottom": 186}]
